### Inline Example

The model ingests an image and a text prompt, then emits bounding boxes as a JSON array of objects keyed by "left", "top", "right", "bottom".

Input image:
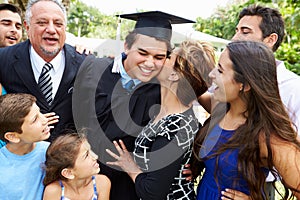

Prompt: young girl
[{"left": 43, "top": 132, "right": 111, "bottom": 200}]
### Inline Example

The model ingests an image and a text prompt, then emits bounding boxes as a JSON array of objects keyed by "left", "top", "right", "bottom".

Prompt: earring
[{"left": 240, "top": 84, "right": 244, "bottom": 91}]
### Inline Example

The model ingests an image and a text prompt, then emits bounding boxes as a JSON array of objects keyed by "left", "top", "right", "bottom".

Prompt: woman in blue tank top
[{"left": 192, "top": 41, "right": 300, "bottom": 200}]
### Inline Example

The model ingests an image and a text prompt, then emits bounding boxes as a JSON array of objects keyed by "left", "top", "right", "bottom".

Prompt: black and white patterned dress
[{"left": 133, "top": 107, "right": 199, "bottom": 200}]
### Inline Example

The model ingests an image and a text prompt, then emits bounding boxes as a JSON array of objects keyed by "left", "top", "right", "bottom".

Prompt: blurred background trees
[
  {"left": 67, "top": 0, "right": 134, "bottom": 39},
  {"left": 194, "top": 0, "right": 300, "bottom": 74}
]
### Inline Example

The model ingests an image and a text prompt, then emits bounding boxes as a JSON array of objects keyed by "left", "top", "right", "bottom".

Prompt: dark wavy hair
[
  {"left": 0, "top": 3, "right": 22, "bottom": 16},
  {"left": 192, "top": 41, "right": 299, "bottom": 199},
  {"left": 238, "top": 4, "right": 285, "bottom": 52}
]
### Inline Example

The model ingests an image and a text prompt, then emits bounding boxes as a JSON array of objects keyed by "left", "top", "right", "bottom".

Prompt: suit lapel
[
  {"left": 51, "top": 44, "right": 81, "bottom": 107},
  {"left": 13, "top": 40, "right": 49, "bottom": 108}
]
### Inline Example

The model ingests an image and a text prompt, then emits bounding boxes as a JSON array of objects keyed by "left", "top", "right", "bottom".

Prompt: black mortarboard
[{"left": 118, "top": 11, "right": 195, "bottom": 41}]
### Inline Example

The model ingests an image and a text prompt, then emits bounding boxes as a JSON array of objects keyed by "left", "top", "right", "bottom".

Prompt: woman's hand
[
  {"left": 106, "top": 140, "right": 142, "bottom": 182},
  {"left": 182, "top": 164, "right": 193, "bottom": 181},
  {"left": 44, "top": 112, "right": 59, "bottom": 129},
  {"left": 221, "top": 189, "right": 251, "bottom": 200}
]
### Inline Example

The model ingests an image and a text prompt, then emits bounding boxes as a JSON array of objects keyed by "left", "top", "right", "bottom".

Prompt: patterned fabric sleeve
[
  {"left": 157, "top": 114, "right": 198, "bottom": 151},
  {"left": 134, "top": 111, "right": 199, "bottom": 200}
]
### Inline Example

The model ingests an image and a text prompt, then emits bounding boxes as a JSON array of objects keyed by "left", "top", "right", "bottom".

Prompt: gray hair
[{"left": 25, "top": 0, "right": 67, "bottom": 26}]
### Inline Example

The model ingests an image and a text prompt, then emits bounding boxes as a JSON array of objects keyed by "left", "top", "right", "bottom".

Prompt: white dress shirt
[
  {"left": 112, "top": 52, "right": 141, "bottom": 88},
  {"left": 266, "top": 60, "right": 300, "bottom": 182},
  {"left": 30, "top": 46, "right": 65, "bottom": 100},
  {"left": 277, "top": 60, "right": 300, "bottom": 133}
]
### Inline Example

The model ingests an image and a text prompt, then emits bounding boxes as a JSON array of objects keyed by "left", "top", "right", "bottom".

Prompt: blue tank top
[
  {"left": 196, "top": 124, "right": 268, "bottom": 200},
  {"left": 59, "top": 175, "right": 98, "bottom": 200}
]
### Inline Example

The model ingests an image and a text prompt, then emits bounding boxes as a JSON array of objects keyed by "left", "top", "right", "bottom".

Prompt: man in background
[
  {"left": 0, "top": 3, "right": 22, "bottom": 48},
  {"left": 0, "top": 3, "right": 22, "bottom": 96},
  {"left": 232, "top": 5, "right": 300, "bottom": 133}
]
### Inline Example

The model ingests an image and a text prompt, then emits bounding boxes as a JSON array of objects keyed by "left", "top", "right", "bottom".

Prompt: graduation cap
[{"left": 118, "top": 11, "right": 195, "bottom": 41}]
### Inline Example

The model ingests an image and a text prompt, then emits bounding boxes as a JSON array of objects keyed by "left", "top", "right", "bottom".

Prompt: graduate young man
[{"left": 73, "top": 11, "right": 194, "bottom": 200}]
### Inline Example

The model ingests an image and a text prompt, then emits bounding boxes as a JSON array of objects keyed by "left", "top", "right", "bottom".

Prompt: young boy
[{"left": 0, "top": 93, "right": 50, "bottom": 200}]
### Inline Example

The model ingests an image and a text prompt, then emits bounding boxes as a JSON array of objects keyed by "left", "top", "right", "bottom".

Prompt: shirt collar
[
  {"left": 111, "top": 53, "right": 123, "bottom": 73},
  {"left": 30, "top": 45, "right": 64, "bottom": 73},
  {"left": 113, "top": 52, "right": 141, "bottom": 87}
]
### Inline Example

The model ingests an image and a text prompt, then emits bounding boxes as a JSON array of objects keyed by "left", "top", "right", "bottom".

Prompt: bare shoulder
[
  {"left": 43, "top": 181, "right": 61, "bottom": 199},
  {"left": 259, "top": 133, "right": 300, "bottom": 157},
  {"left": 95, "top": 174, "right": 111, "bottom": 200},
  {"left": 270, "top": 135, "right": 299, "bottom": 153},
  {"left": 95, "top": 174, "right": 111, "bottom": 188}
]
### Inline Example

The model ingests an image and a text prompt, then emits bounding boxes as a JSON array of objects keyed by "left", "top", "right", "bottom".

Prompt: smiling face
[
  {"left": 19, "top": 103, "right": 50, "bottom": 143},
  {"left": 123, "top": 34, "right": 168, "bottom": 82},
  {"left": 25, "top": 0, "right": 66, "bottom": 62},
  {"left": 71, "top": 140, "right": 100, "bottom": 179},
  {"left": 0, "top": 9, "right": 22, "bottom": 47},
  {"left": 208, "top": 48, "right": 243, "bottom": 103}
]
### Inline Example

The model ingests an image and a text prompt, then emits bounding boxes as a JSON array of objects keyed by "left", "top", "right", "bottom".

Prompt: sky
[{"left": 81, "top": 0, "right": 232, "bottom": 21}]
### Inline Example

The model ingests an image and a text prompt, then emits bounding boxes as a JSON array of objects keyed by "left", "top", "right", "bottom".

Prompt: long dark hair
[{"left": 192, "top": 41, "right": 299, "bottom": 199}]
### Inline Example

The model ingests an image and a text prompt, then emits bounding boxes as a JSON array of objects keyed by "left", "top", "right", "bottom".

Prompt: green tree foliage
[
  {"left": 194, "top": 0, "right": 300, "bottom": 75},
  {"left": 67, "top": 0, "right": 106, "bottom": 38},
  {"left": 67, "top": 0, "right": 134, "bottom": 39}
]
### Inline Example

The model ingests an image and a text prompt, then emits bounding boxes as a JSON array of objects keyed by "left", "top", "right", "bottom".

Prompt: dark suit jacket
[{"left": 0, "top": 40, "right": 86, "bottom": 141}]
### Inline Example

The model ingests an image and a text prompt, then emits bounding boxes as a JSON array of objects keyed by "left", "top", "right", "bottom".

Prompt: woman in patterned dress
[{"left": 106, "top": 40, "right": 216, "bottom": 200}]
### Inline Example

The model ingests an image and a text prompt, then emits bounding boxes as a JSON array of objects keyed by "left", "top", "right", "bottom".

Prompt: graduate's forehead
[{"left": 129, "top": 34, "right": 168, "bottom": 56}]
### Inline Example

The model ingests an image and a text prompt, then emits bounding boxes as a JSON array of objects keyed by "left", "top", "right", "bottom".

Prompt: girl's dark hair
[
  {"left": 192, "top": 41, "right": 299, "bottom": 199},
  {"left": 43, "top": 132, "right": 87, "bottom": 186}
]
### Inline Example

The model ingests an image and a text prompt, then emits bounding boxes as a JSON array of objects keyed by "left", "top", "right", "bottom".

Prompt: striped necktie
[{"left": 38, "top": 63, "right": 53, "bottom": 105}]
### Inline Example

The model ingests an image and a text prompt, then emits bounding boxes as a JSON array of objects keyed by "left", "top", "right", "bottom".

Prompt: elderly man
[{"left": 0, "top": 0, "right": 87, "bottom": 141}]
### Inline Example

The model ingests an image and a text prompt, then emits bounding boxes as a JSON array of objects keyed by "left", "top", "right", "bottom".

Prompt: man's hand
[{"left": 75, "top": 44, "right": 93, "bottom": 55}]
